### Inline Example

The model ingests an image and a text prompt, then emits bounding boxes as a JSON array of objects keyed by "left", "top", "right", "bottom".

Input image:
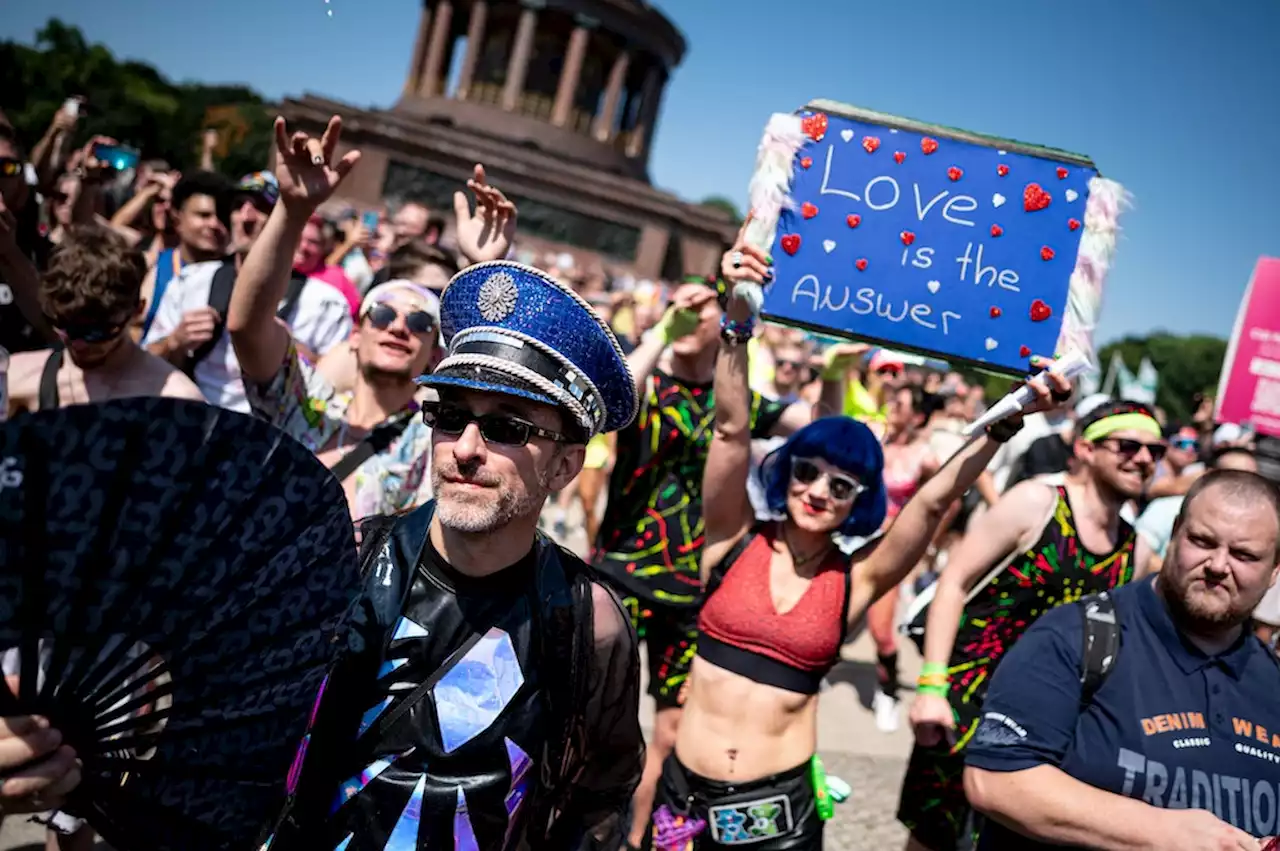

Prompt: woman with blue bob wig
[{"left": 644, "top": 229, "right": 1074, "bottom": 850}]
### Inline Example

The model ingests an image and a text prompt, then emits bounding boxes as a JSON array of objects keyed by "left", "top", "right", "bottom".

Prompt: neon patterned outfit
[
  {"left": 897, "top": 485, "right": 1136, "bottom": 851},
  {"left": 593, "top": 370, "right": 785, "bottom": 707}
]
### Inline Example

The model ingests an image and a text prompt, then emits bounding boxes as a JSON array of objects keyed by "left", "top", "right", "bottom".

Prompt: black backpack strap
[
  {"left": 38, "top": 348, "right": 62, "bottom": 410},
  {"left": 277, "top": 269, "right": 308, "bottom": 321},
  {"left": 187, "top": 260, "right": 238, "bottom": 376},
  {"left": 328, "top": 415, "right": 414, "bottom": 483},
  {"left": 1079, "top": 591, "right": 1120, "bottom": 703}
]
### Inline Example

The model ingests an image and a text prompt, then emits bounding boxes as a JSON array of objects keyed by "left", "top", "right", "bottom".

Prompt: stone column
[
  {"left": 454, "top": 0, "right": 489, "bottom": 99},
  {"left": 593, "top": 48, "right": 630, "bottom": 141},
  {"left": 501, "top": 3, "right": 540, "bottom": 111},
  {"left": 551, "top": 21, "right": 592, "bottom": 127},
  {"left": 402, "top": 3, "right": 433, "bottom": 97},
  {"left": 628, "top": 65, "right": 665, "bottom": 158},
  {"left": 419, "top": 0, "right": 454, "bottom": 97}
]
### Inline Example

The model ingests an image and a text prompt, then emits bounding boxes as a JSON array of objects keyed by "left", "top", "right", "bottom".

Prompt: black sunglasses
[
  {"left": 0, "top": 158, "right": 21, "bottom": 178},
  {"left": 422, "top": 401, "right": 570, "bottom": 446},
  {"left": 51, "top": 317, "right": 130, "bottom": 344},
  {"left": 791, "top": 457, "right": 864, "bottom": 501},
  {"left": 1097, "top": 437, "right": 1167, "bottom": 462},
  {"left": 365, "top": 303, "right": 435, "bottom": 335}
]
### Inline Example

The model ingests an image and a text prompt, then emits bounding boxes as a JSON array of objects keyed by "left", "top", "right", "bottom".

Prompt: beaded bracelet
[{"left": 720, "top": 316, "right": 755, "bottom": 346}]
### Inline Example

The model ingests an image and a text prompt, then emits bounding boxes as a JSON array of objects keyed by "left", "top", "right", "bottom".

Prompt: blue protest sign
[{"left": 756, "top": 100, "right": 1110, "bottom": 376}]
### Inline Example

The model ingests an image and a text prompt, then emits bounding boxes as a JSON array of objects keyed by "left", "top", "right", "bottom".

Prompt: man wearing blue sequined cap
[{"left": 277, "top": 251, "right": 644, "bottom": 850}]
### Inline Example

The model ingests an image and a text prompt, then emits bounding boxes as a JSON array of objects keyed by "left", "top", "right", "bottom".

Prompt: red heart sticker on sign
[
  {"left": 947, "top": 167, "right": 963, "bottom": 181},
  {"left": 990, "top": 224, "right": 1004, "bottom": 238},
  {"left": 921, "top": 137, "right": 939, "bottom": 155},
  {"left": 1040, "top": 246, "right": 1055, "bottom": 261},
  {"left": 846, "top": 214, "right": 861, "bottom": 228},
  {"left": 1030, "top": 299, "right": 1052, "bottom": 321},
  {"left": 800, "top": 157, "right": 812, "bottom": 169},
  {"left": 1024, "top": 184, "right": 1052, "bottom": 212},
  {"left": 855, "top": 258, "right": 868, "bottom": 271},
  {"left": 1019, "top": 345, "right": 1032, "bottom": 357},
  {"left": 781, "top": 234, "right": 801, "bottom": 255},
  {"left": 893, "top": 151, "right": 906, "bottom": 164},
  {"left": 997, "top": 164, "right": 1010, "bottom": 177},
  {"left": 802, "top": 113, "right": 828, "bottom": 142},
  {"left": 1056, "top": 167, "right": 1069, "bottom": 179},
  {"left": 1068, "top": 218, "right": 1081, "bottom": 231},
  {"left": 900, "top": 231, "right": 915, "bottom": 246},
  {"left": 862, "top": 136, "right": 881, "bottom": 154},
  {"left": 990, "top": 307, "right": 1002, "bottom": 318},
  {"left": 801, "top": 202, "right": 818, "bottom": 219}
]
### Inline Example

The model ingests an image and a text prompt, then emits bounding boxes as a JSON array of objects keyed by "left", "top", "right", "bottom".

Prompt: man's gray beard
[{"left": 431, "top": 467, "right": 551, "bottom": 534}]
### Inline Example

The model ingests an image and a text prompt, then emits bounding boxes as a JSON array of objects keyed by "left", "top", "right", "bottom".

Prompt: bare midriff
[{"left": 673, "top": 654, "right": 818, "bottom": 782}]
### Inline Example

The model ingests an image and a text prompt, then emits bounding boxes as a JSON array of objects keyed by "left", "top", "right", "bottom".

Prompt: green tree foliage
[
  {"left": 1096, "top": 333, "right": 1226, "bottom": 424},
  {"left": 699, "top": 195, "right": 744, "bottom": 226},
  {"left": 0, "top": 19, "right": 273, "bottom": 177}
]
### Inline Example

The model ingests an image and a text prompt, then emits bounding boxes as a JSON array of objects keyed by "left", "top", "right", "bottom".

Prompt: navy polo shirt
[{"left": 966, "top": 577, "right": 1280, "bottom": 849}]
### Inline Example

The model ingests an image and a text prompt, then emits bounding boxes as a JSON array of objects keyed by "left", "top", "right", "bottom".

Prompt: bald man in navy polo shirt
[{"left": 964, "top": 469, "right": 1280, "bottom": 851}]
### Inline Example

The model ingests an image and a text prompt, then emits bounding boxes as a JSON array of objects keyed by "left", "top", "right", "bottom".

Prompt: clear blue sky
[{"left": 4, "top": 0, "right": 1279, "bottom": 345}]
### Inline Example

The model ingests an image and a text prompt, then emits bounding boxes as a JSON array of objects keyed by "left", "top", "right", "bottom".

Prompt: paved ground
[{"left": 0, "top": 500, "right": 918, "bottom": 850}]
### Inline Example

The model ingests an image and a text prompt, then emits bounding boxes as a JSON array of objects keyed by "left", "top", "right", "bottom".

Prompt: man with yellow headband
[{"left": 899, "top": 400, "right": 1164, "bottom": 851}]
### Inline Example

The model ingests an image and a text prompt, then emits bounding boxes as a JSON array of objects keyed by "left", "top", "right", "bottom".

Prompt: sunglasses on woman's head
[
  {"left": 1096, "top": 437, "right": 1167, "bottom": 462},
  {"left": 364, "top": 303, "right": 435, "bottom": 335},
  {"left": 422, "top": 401, "right": 571, "bottom": 447},
  {"left": 790, "top": 457, "right": 864, "bottom": 501}
]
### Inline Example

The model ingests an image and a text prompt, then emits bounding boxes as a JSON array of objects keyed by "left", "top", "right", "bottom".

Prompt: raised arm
[
  {"left": 227, "top": 116, "right": 360, "bottom": 384},
  {"left": 700, "top": 241, "right": 769, "bottom": 572},
  {"left": 623, "top": 298, "right": 702, "bottom": 397},
  {"left": 850, "top": 365, "right": 1071, "bottom": 623}
]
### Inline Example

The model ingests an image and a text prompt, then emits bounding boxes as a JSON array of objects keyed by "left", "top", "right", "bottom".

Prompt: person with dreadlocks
[{"left": 900, "top": 400, "right": 1164, "bottom": 851}]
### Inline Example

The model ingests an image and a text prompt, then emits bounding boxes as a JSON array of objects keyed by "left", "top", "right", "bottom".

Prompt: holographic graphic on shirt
[
  {"left": 433, "top": 627, "right": 525, "bottom": 753},
  {"left": 384, "top": 773, "right": 426, "bottom": 851}
]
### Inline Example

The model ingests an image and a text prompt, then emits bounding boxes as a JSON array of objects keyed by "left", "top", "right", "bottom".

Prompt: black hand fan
[{"left": 0, "top": 398, "right": 362, "bottom": 851}]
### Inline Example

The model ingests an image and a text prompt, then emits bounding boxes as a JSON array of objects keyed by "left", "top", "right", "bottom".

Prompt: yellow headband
[{"left": 1082, "top": 412, "right": 1162, "bottom": 443}]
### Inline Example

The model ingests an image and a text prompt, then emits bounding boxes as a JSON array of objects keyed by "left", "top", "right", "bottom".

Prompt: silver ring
[{"left": 731, "top": 251, "right": 743, "bottom": 269}]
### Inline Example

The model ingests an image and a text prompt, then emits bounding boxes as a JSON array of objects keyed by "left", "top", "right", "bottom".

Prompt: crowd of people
[{"left": 0, "top": 95, "right": 1277, "bottom": 851}]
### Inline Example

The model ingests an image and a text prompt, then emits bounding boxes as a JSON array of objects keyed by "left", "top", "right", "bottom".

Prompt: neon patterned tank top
[{"left": 946, "top": 484, "right": 1136, "bottom": 752}]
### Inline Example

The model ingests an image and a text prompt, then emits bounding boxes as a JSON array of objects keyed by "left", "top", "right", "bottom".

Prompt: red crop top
[{"left": 696, "top": 523, "right": 851, "bottom": 694}]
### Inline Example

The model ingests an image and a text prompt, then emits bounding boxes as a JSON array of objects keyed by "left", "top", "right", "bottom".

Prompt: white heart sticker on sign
[
  {"left": 823, "top": 239, "right": 837, "bottom": 253},
  {"left": 1065, "top": 189, "right": 1079, "bottom": 202},
  {"left": 841, "top": 129, "right": 854, "bottom": 142},
  {"left": 992, "top": 193, "right": 1006, "bottom": 208},
  {"left": 985, "top": 337, "right": 998, "bottom": 351},
  {"left": 927, "top": 280, "right": 940, "bottom": 294}
]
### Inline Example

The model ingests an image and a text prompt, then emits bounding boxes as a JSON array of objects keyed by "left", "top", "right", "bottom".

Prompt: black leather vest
[{"left": 273, "top": 502, "right": 593, "bottom": 851}]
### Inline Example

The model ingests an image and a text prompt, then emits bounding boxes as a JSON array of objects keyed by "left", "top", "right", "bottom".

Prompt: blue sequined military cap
[{"left": 417, "top": 261, "right": 638, "bottom": 437}]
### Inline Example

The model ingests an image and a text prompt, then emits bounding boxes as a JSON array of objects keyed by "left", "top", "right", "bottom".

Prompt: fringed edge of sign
[
  {"left": 737, "top": 113, "right": 807, "bottom": 315},
  {"left": 1056, "top": 177, "right": 1131, "bottom": 366}
]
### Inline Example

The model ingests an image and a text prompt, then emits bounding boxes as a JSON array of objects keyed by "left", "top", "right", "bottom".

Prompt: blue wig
[{"left": 759, "top": 415, "right": 887, "bottom": 538}]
